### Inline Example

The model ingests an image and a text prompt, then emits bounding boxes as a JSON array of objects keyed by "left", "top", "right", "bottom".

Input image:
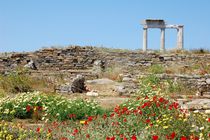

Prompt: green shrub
[
  {"left": 0, "top": 70, "right": 32, "bottom": 93},
  {"left": 0, "top": 92, "right": 103, "bottom": 121},
  {"left": 137, "top": 74, "right": 161, "bottom": 97},
  {"left": 148, "top": 64, "right": 164, "bottom": 74},
  {"left": 166, "top": 79, "right": 182, "bottom": 94},
  {"left": 191, "top": 48, "right": 210, "bottom": 54}
]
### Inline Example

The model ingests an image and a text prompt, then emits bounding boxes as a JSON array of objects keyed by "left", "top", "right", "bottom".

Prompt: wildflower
[
  {"left": 36, "top": 127, "right": 40, "bottom": 133},
  {"left": 88, "top": 116, "right": 93, "bottom": 121},
  {"left": 103, "top": 114, "right": 107, "bottom": 120},
  {"left": 84, "top": 121, "right": 88, "bottom": 125},
  {"left": 123, "top": 118, "right": 127, "bottom": 122},
  {"left": 193, "top": 110, "right": 199, "bottom": 113},
  {"left": 146, "top": 119, "right": 151, "bottom": 123},
  {"left": 48, "top": 128, "right": 52, "bottom": 133},
  {"left": 110, "top": 113, "right": 115, "bottom": 117},
  {"left": 73, "top": 129, "right": 78, "bottom": 134},
  {"left": 60, "top": 137, "right": 68, "bottom": 140},
  {"left": 37, "top": 106, "right": 42, "bottom": 111},
  {"left": 110, "top": 136, "right": 115, "bottom": 140},
  {"left": 86, "top": 134, "right": 90, "bottom": 138},
  {"left": 180, "top": 136, "right": 187, "bottom": 140},
  {"left": 80, "top": 120, "right": 86, "bottom": 124},
  {"left": 152, "top": 135, "right": 159, "bottom": 140},
  {"left": 131, "top": 135, "right": 137, "bottom": 140},
  {"left": 163, "top": 126, "right": 168, "bottom": 129},
  {"left": 170, "top": 132, "right": 176, "bottom": 139},
  {"left": 120, "top": 134, "right": 124, "bottom": 138},
  {"left": 208, "top": 118, "right": 210, "bottom": 122},
  {"left": 199, "top": 127, "right": 204, "bottom": 130},
  {"left": 69, "top": 114, "right": 76, "bottom": 119},
  {"left": 26, "top": 105, "right": 31, "bottom": 112}
]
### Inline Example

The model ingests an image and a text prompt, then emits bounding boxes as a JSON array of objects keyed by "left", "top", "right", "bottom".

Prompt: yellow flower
[
  {"left": 80, "top": 120, "right": 86, "bottom": 124},
  {"left": 199, "top": 133, "right": 203, "bottom": 137},
  {"left": 199, "top": 127, "right": 204, "bottom": 130},
  {"left": 163, "top": 126, "right": 168, "bottom": 129}
]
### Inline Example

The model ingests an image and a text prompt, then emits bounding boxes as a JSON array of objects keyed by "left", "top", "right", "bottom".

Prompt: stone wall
[
  {"left": 0, "top": 46, "right": 210, "bottom": 95},
  {"left": 1, "top": 46, "right": 210, "bottom": 72}
]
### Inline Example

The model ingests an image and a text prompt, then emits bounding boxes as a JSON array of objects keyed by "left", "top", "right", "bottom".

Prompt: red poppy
[
  {"left": 152, "top": 135, "right": 159, "bottom": 140},
  {"left": 120, "top": 134, "right": 124, "bottom": 138},
  {"left": 110, "top": 113, "right": 115, "bottom": 117},
  {"left": 110, "top": 136, "right": 115, "bottom": 140},
  {"left": 60, "top": 137, "right": 68, "bottom": 140},
  {"left": 36, "top": 127, "right": 40, "bottom": 133},
  {"left": 208, "top": 118, "right": 210, "bottom": 122},
  {"left": 86, "top": 134, "right": 90, "bottom": 138},
  {"left": 159, "top": 97, "right": 165, "bottom": 103},
  {"left": 103, "top": 114, "right": 107, "bottom": 120},
  {"left": 139, "top": 110, "right": 143, "bottom": 115},
  {"left": 73, "top": 129, "right": 78, "bottom": 134},
  {"left": 69, "top": 114, "right": 76, "bottom": 119},
  {"left": 123, "top": 118, "right": 127, "bottom": 122},
  {"left": 146, "top": 119, "right": 151, "bottom": 123},
  {"left": 131, "top": 135, "right": 137, "bottom": 140},
  {"left": 180, "top": 136, "right": 187, "bottom": 140},
  {"left": 170, "top": 132, "right": 176, "bottom": 139},
  {"left": 88, "top": 116, "right": 93, "bottom": 121},
  {"left": 48, "top": 128, "right": 52, "bottom": 133},
  {"left": 26, "top": 105, "right": 31, "bottom": 112},
  {"left": 84, "top": 121, "right": 88, "bottom": 125},
  {"left": 37, "top": 106, "right": 42, "bottom": 111}
]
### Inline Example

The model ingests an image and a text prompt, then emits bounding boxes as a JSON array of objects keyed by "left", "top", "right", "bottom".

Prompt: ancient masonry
[
  {"left": 141, "top": 19, "right": 184, "bottom": 52},
  {"left": 0, "top": 46, "right": 209, "bottom": 95}
]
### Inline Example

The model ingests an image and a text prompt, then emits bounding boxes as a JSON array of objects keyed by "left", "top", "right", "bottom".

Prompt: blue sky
[{"left": 0, "top": 0, "right": 210, "bottom": 52}]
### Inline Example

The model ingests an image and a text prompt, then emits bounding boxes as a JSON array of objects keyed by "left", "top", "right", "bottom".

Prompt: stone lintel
[{"left": 165, "top": 24, "right": 184, "bottom": 29}]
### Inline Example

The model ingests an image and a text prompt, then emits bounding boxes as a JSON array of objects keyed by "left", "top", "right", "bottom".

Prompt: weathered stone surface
[
  {"left": 71, "top": 75, "right": 86, "bottom": 93},
  {"left": 24, "top": 60, "right": 37, "bottom": 70},
  {"left": 115, "top": 85, "right": 128, "bottom": 95},
  {"left": 185, "top": 99, "right": 210, "bottom": 110},
  {"left": 206, "top": 79, "right": 210, "bottom": 84},
  {"left": 0, "top": 46, "right": 210, "bottom": 96},
  {"left": 86, "top": 91, "right": 99, "bottom": 96},
  {"left": 56, "top": 84, "right": 72, "bottom": 93},
  {"left": 86, "top": 78, "right": 115, "bottom": 85}
]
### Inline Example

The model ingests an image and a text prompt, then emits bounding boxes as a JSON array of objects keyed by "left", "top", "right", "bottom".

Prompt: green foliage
[
  {"left": 191, "top": 48, "right": 210, "bottom": 54},
  {"left": 0, "top": 92, "right": 103, "bottom": 121},
  {"left": 137, "top": 74, "right": 161, "bottom": 97},
  {"left": 148, "top": 64, "right": 164, "bottom": 74},
  {"left": 165, "top": 79, "right": 182, "bottom": 94},
  {"left": 0, "top": 70, "right": 32, "bottom": 93}
]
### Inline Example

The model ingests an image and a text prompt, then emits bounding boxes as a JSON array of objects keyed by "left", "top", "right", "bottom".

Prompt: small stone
[
  {"left": 206, "top": 79, "right": 210, "bottom": 84},
  {"left": 24, "top": 60, "right": 37, "bottom": 70},
  {"left": 122, "top": 77, "right": 133, "bottom": 82},
  {"left": 205, "top": 110, "right": 210, "bottom": 114},
  {"left": 86, "top": 91, "right": 99, "bottom": 96},
  {"left": 71, "top": 75, "right": 86, "bottom": 93}
]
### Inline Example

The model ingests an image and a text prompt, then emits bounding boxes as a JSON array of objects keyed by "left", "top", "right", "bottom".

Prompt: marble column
[
  {"left": 160, "top": 28, "right": 165, "bottom": 52},
  {"left": 177, "top": 26, "right": 184, "bottom": 50},
  {"left": 143, "top": 28, "right": 148, "bottom": 52}
]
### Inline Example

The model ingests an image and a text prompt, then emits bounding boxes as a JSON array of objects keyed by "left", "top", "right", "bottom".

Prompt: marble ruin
[{"left": 141, "top": 19, "right": 184, "bottom": 52}]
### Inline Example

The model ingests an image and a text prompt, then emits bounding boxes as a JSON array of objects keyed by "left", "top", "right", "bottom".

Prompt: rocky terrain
[{"left": 0, "top": 46, "right": 210, "bottom": 110}]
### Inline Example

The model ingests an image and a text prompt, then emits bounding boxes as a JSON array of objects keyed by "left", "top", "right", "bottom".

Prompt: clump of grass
[
  {"left": 191, "top": 48, "right": 210, "bottom": 54},
  {"left": 148, "top": 64, "right": 165, "bottom": 74},
  {"left": 101, "top": 65, "right": 123, "bottom": 81},
  {"left": 0, "top": 70, "right": 33, "bottom": 93}
]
